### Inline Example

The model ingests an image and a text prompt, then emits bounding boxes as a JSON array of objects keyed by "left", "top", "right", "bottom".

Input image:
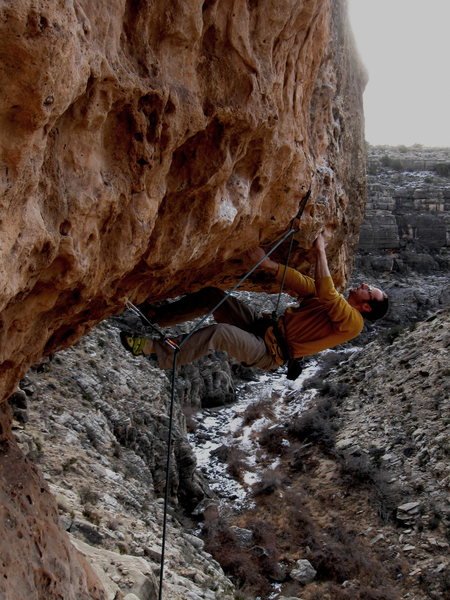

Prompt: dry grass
[
  {"left": 252, "top": 467, "right": 285, "bottom": 496},
  {"left": 226, "top": 447, "right": 248, "bottom": 480},
  {"left": 338, "top": 449, "right": 404, "bottom": 523},
  {"left": 241, "top": 397, "right": 274, "bottom": 425},
  {"left": 202, "top": 513, "right": 276, "bottom": 597}
]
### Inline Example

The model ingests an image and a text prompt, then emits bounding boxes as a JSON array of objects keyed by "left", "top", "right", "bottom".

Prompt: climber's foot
[{"left": 120, "top": 332, "right": 150, "bottom": 356}]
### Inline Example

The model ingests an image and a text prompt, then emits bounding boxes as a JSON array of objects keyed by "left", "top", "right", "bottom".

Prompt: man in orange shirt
[{"left": 120, "top": 233, "right": 389, "bottom": 371}]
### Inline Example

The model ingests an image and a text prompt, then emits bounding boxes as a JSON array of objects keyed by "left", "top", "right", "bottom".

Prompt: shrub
[
  {"left": 287, "top": 441, "right": 312, "bottom": 472},
  {"left": 79, "top": 486, "right": 100, "bottom": 505},
  {"left": 303, "top": 374, "right": 350, "bottom": 400},
  {"left": 246, "top": 519, "right": 283, "bottom": 582},
  {"left": 339, "top": 451, "right": 379, "bottom": 484},
  {"left": 318, "top": 351, "right": 348, "bottom": 372},
  {"left": 202, "top": 515, "right": 273, "bottom": 596},
  {"left": 302, "top": 374, "right": 326, "bottom": 391},
  {"left": 284, "top": 489, "right": 318, "bottom": 546},
  {"left": 252, "top": 467, "right": 285, "bottom": 495},
  {"left": 242, "top": 398, "right": 274, "bottom": 426},
  {"left": 226, "top": 447, "right": 248, "bottom": 480},
  {"left": 288, "top": 408, "right": 336, "bottom": 449},
  {"left": 369, "top": 446, "right": 385, "bottom": 467},
  {"left": 308, "top": 525, "right": 383, "bottom": 584},
  {"left": 248, "top": 518, "right": 278, "bottom": 548},
  {"left": 301, "top": 583, "right": 400, "bottom": 600},
  {"left": 82, "top": 506, "right": 101, "bottom": 525},
  {"left": 383, "top": 325, "right": 405, "bottom": 345},
  {"left": 338, "top": 450, "right": 403, "bottom": 523},
  {"left": 371, "top": 478, "right": 403, "bottom": 523},
  {"left": 257, "top": 425, "right": 286, "bottom": 454},
  {"left": 360, "top": 586, "right": 400, "bottom": 600},
  {"left": 428, "top": 505, "right": 443, "bottom": 530},
  {"left": 432, "top": 162, "right": 450, "bottom": 177},
  {"left": 319, "top": 381, "right": 350, "bottom": 401}
]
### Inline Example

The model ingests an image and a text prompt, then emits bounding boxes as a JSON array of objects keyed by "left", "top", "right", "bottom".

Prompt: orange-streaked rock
[{"left": 0, "top": 0, "right": 366, "bottom": 404}]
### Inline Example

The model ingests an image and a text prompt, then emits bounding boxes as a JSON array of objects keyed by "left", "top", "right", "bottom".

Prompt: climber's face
[{"left": 347, "top": 283, "right": 385, "bottom": 312}]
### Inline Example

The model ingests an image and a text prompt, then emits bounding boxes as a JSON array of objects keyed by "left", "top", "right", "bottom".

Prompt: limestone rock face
[
  {"left": 0, "top": 0, "right": 366, "bottom": 403},
  {"left": 1, "top": 3, "right": 366, "bottom": 597}
]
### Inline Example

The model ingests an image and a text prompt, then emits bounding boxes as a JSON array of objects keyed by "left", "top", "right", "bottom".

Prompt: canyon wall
[
  {"left": 359, "top": 146, "right": 449, "bottom": 266},
  {"left": 0, "top": 1, "right": 366, "bottom": 598},
  {"left": 0, "top": 403, "right": 107, "bottom": 600},
  {"left": 355, "top": 145, "right": 450, "bottom": 326}
]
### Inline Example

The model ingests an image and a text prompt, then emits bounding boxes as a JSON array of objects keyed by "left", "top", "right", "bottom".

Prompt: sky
[{"left": 347, "top": 0, "right": 450, "bottom": 147}]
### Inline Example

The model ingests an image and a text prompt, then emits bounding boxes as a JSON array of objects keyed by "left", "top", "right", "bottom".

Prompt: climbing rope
[{"left": 126, "top": 192, "right": 310, "bottom": 600}]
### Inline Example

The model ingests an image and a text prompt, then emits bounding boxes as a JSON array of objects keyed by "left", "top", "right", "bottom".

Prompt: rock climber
[{"left": 119, "top": 233, "right": 389, "bottom": 372}]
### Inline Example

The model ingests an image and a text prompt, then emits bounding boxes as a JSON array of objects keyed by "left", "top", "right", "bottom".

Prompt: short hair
[{"left": 364, "top": 294, "right": 389, "bottom": 322}]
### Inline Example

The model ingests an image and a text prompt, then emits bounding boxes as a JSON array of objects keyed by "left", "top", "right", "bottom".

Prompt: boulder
[
  {"left": 290, "top": 559, "right": 317, "bottom": 585},
  {"left": 71, "top": 537, "right": 158, "bottom": 600}
]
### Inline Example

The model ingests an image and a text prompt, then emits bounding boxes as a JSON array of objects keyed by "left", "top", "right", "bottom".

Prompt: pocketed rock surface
[
  {"left": 1, "top": 3, "right": 366, "bottom": 592},
  {"left": 0, "top": 0, "right": 366, "bottom": 404}
]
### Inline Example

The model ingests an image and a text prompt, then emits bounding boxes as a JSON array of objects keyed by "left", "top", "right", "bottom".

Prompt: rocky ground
[
  {"left": 208, "top": 307, "right": 449, "bottom": 600},
  {"left": 351, "top": 144, "right": 450, "bottom": 348},
  {"left": 333, "top": 308, "right": 449, "bottom": 597},
  {"left": 10, "top": 300, "right": 449, "bottom": 600}
]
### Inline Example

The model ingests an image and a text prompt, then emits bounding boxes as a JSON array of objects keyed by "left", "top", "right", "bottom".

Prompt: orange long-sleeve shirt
[{"left": 276, "top": 265, "right": 364, "bottom": 358}]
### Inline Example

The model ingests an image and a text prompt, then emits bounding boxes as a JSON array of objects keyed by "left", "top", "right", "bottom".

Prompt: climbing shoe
[{"left": 119, "top": 331, "right": 147, "bottom": 356}]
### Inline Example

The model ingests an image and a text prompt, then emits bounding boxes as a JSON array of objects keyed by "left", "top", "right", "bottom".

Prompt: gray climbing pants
[{"left": 149, "top": 287, "right": 279, "bottom": 371}]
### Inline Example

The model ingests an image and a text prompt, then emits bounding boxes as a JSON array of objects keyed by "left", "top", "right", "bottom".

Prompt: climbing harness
[{"left": 125, "top": 191, "right": 310, "bottom": 600}]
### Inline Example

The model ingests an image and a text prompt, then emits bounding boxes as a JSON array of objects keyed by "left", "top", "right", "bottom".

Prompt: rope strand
[{"left": 158, "top": 350, "right": 179, "bottom": 600}]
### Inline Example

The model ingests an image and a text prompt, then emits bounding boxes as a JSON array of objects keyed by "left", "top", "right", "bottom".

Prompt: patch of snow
[{"left": 190, "top": 358, "right": 323, "bottom": 509}]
